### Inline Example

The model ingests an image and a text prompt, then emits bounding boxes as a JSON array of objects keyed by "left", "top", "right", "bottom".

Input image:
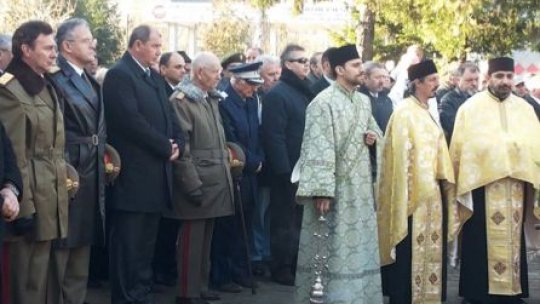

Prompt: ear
[
  {"left": 21, "top": 44, "right": 31, "bottom": 57},
  {"left": 336, "top": 65, "right": 344, "bottom": 76},
  {"left": 284, "top": 60, "right": 293, "bottom": 71},
  {"left": 61, "top": 40, "right": 72, "bottom": 53}
]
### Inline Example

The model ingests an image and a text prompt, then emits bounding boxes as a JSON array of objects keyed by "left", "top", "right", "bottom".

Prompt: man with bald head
[
  {"left": 103, "top": 24, "right": 185, "bottom": 304},
  {"left": 170, "top": 52, "right": 235, "bottom": 304}
]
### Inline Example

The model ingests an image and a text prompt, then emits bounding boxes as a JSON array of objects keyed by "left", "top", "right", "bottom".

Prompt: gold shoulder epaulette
[
  {"left": 175, "top": 91, "right": 185, "bottom": 100},
  {"left": 0, "top": 72, "right": 14, "bottom": 86},
  {"left": 48, "top": 65, "right": 61, "bottom": 74}
]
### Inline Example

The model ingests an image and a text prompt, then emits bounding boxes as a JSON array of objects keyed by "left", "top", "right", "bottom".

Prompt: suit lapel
[
  {"left": 58, "top": 56, "right": 98, "bottom": 111},
  {"left": 70, "top": 72, "right": 98, "bottom": 110}
]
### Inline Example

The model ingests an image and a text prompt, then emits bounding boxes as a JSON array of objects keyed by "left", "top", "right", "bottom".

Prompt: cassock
[
  {"left": 294, "top": 83, "right": 383, "bottom": 304},
  {"left": 450, "top": 90, "right": 540, "bottom": 303},
  {"left": 378, "top": 96, "right": 455, "bottom": 304}
]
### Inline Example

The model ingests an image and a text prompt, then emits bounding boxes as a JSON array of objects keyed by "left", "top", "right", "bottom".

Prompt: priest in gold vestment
[
  {"left": 378, "top": 60, "right": 456, "bottom": 304},
  {"left": 450, "top": 57, "right": 540, "bottom": 304}
]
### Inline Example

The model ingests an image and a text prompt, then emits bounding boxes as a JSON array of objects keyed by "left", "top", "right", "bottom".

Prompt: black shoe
[
  {"left": 200, "top": 291, "right": 220, "bottom": 301},
  {"left": 176, "top": 298, "right": 210, "bottom": 304},
  {"left": 252, "top": 262, "right": 267, "bottom": 277},
  {"left": 271, "top": 270, "right": 295, "bottom": 286},
  {"left": 234, "top": 276, "right": 259, "bottom": 288},
  {"left": 216, "top": 282, "right": 243, "bottom": 293}
]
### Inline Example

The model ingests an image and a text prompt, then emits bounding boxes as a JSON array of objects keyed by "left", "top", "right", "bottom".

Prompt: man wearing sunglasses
[{"left": 261, "top": 43, "right": 313, "bottom": 286}]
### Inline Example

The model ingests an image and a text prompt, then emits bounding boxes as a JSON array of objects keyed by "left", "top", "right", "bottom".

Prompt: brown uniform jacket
[
  {"left": 169, "top": 80, "right": 234, "bottom": 220},
  {"left": 0, "top": 59, "right": 68, "bottom": 241}
]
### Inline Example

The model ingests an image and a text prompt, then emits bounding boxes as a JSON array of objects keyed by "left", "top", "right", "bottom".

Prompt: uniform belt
[{"left": 66, "top": 134, "right": 103, "bottom": 146}]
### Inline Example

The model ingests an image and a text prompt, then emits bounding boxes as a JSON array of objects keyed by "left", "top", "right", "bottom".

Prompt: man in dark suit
[
  {"left": 439, "top": 62, "right": 479, "bottom": 142},
  {"left": 47, "top": 18, "right": 106, "bottom": 304},
  {"left": 102, "top": 25, "right": 185, "bottom": 304},
  {"left": 261, "top": 44, "right": 313, "bottom": 286},
  {"left": 154, "top": 52, "right": 187, "bottom": 287},
  {"left": 359, "top": 61, "right": 394, "bottom": 133},
  {"left": 310, "top": 47, "right": 336, "bottom": 97},
  {"left": 159, "top": 51, "right": 186, "bottom": 97}
]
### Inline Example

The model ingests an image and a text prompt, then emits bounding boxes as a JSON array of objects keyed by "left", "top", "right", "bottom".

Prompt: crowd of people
[{"left": 0, "top": 17, "right": 540, "bottom": 304}]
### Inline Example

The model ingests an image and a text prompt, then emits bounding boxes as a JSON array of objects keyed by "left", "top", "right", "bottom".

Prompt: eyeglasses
[
  {"left": 288, "top": 57, "right": 309, "bottom": 64},
  {"left": 67, "top": 38, "right": 97, "bottom": 46}
]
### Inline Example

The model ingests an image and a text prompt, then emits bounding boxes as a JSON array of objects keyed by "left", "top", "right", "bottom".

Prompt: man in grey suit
[{"left": 48, "top": 18, "right": 106, "bottom": 304}]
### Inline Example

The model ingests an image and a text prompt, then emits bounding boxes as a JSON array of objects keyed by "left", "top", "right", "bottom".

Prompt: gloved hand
[{"left": 7, "top": 214, "right": 35, "bottom": 236}]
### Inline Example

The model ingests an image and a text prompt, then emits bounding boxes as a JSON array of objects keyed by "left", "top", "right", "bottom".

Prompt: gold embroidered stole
[
  {"left": 448, "top": 91, "right": 540, "bottom": 295},
  {"left": 485, "top": 178, "right": 523, "bottom": 295},
  {"left": 411, "top": 188, "right": 443, "bottom": 304},
  {"left": 378, "top": 97, "right": 455, "bottom": 303}
]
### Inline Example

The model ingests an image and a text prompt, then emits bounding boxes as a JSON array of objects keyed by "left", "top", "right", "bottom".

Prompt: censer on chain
[{"left": 309, "top": 213, "right": 329, "bottom": 304}]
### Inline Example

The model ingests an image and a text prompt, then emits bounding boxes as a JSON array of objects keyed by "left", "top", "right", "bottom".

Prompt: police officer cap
[
  {"left": 328, "top": 44, "right": 360, "bottom": 70},
  {"left": 230, "top": 61, "right": 264, "bottom": 85},
  {"left": 221, "top": 52, "right": 246, "bottom": 70},
  {"left": 408, "top": 60, "right": 438, "bottom": 81},
  {"left": 488, "top": 56, "right": 514, "bottom": 75}
]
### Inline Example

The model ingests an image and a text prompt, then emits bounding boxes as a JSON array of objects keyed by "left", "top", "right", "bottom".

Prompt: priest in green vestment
[
  {"left": 378, "top": 60, "right": 456, "bottom": 304},
  {"left": 294, "top": 44, "right": 383, "bottom": 304},
  {"left": 450, "top": 56, "right": 540, "bottom": 304}
]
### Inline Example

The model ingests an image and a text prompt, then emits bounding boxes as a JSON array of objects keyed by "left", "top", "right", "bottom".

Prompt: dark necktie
[{"left": 81, "top": 72, "right": 98, "bottom": 107}]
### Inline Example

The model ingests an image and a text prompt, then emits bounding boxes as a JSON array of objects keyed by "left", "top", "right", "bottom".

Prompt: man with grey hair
[
  {"left": 257, "top": 55, "right": 281, "bottom": 95},
  {"left": 170, "top": 52, "right": 234, "bottom": 304},
  {"left": 103, "top": 24, "right": 184, "bottom": 304},
  {"left": 359, "top": 61, "right": 394, "bottom": 133},
  {"left": 306, "top": 51, "right": 323, "bottom": 85},
  {"left": 48, "top": 17, "right": 106, "bottom": 304},
  {"left": 250, "top": 54, "right": 280, "bottom": 277},
  {"left": 439, "top": 61, "right": 479, "bottom": 141},
  {"left": 0, "top": 34, "right": 13, "bottom": 74}
]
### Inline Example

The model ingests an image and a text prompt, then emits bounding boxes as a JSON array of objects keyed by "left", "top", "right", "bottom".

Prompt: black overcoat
[
  {"left": 102, "top": 52, "right": 184, "bottom": 213},
  {"left": 49, "top": 55, "right": 107, "bottom": 246},
  {"left": 261, "top": 68, "right": 312, "bottom": 177}
]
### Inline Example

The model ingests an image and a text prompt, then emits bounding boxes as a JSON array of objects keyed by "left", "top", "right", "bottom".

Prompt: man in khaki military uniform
[
  {"left": 0, "top": 21, "right": 69, "bottom": 304},
  {"left": 170, "top": 52, "right": 235, "bottom": 304}
]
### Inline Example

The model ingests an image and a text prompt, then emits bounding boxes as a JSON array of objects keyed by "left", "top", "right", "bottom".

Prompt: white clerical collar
[
  {"left": 66, "top": 60, "right": 85, "bottom": 77},
  {"left": 130, "top": 54, "right": 149, "bottom": 74},
  {"left": 370, "top": 91, "right": 378, "bottom": 98},
  {"left": 323, "top": 74, "right": 334, "bottom": 84}
]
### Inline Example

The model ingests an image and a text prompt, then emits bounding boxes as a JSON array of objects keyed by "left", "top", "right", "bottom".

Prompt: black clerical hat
[
  {"left": 408, "top": 60, "right": 438, "bottom": 81},
  {"left": 488, "top": 57, "right": 514, "bottom": 75},
  {"left": 229, "top": 61, "right": 264, "bottom": 85},
  {"left": 328, "top": 44, "right": 360, "bottom": 69}
]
